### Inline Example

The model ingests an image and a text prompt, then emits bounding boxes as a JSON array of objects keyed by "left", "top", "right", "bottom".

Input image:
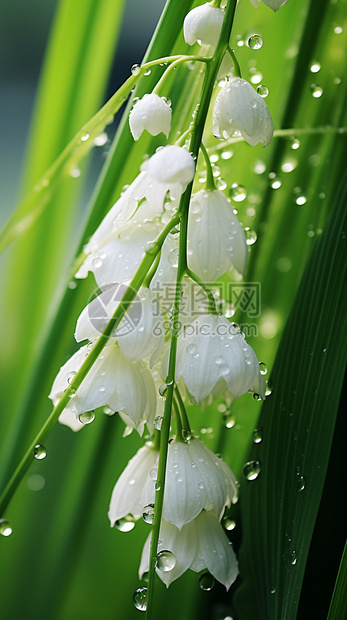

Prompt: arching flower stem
[
  {"left": 227, "top": 45, "right": 241, "bottom": 77},
  {"left": 199, "top": 141, "right": 216, "bottom": 190},
  {"left": 152, "top": 55, "right": 210, "bottom": 96},
  {"left": 174, "top": 387, "right": 191, "bottom": 438},
  {"left": 186, "top": 267, "right": 218, "bottom": 315},
  {"left": 145, "top": 1, "right": 238, "bottom": 617},
  {"left": 0, "top": 213, "right": 180, "bottom": 517}
]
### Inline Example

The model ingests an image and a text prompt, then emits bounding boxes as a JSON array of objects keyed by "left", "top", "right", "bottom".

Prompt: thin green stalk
[
  {"left": 152, "top": 55, "right": 209, "bottom": 95},
  {"left": 174, "top": 387, "right": 191, "bottom": 435},
  {"left": 228, "top": 46, "right": 241, "bottom": 77},
  {"left": 186, "top": 268, "right": 218, "bottom": 314},
  {"left": 199, "top": 141, "right": 216, "bottom": 190},
  {"left": 0, "top": 214, "right": 179, "bottom": 516},
  {"left": 145, "top": 1, "right": 238, "bottom": 617}
]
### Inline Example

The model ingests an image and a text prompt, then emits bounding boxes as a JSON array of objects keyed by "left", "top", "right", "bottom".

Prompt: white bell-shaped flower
[
  {"left": 183, "top": 3, "right": 224, "bottom": 47},
  {"left": 49, "top": 343, "right": 157, "bottom": 433},
  {"left": 250, "top": 0, "right": 289, "bottom": 10},
  {"left": 175, "top": 314, "right": 260, "bottom": 402},
  {"left": 163, "top": 438, "right": 238, "bottom": 529},
  {"left": 75, "top": 284, "right": 164, "bottom": 364},
  {"left": 144, "top": 145, "right": 195, "bottom": 191},
  {"left": 108, "top": 444, "right": 158, "bottom": 525},
  {"left": 129, "top": 93, "right": 172, "bottom": 141},
  {"left": 139, "top": 510, "right": 239, "bottom": 589},
  {"left": 187, "top": 189, "right": 247, "bottom": 281},
  {"left": 213, "top": 77, "right": 274, "bottom": 147}
]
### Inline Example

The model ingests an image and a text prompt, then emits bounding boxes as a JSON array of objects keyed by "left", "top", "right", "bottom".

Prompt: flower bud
[
  {"left": 183, "top": 3, "right": 224, "bottom": 47},
  {"left": 129, "top": 93, "right": 172, "bottom": 140},
  {"left": 213, "top": 77, "right": 273, "bottom": 147}
]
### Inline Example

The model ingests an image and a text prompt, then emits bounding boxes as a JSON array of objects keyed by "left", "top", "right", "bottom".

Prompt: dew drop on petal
[
  {"left": 92, "top": 257, "right": 103, "bottom": 269},
  {"left": 115, "top": 515, "right": 136, "bottom": 532},
  {"left": 247, "top": 34, "right": 263, "bottom": 50},
  {"left": 34, "top": 445, "right": 47, "bottom": 460},
  {"left": 187, "top": 344, "right": 197, "bottom": 356},
  {"left": 167, "top": 249, "right": 179, "bottom": 267},
  {"left": 256, "top": 84, "right": 269, "bottom": 98},
  {"left": 181, "top": 429, "right": 192, "bottom": 442},
  {"left": 199, "top": 572, "right": 215, "bottom": 591},
  {"left": 0, "top": 519, "right": 12, "bottom": 537},
  {"left": 142, "top": 504, "right": 155, "bottom": 524},
  {"left": 243, "top": 460, "right": 261, "bottom": 480},
  {"left": 156, "top": 550, "right": 176, "bottom": 572},
  {"left": 159, "top": 383, "right": 167, "bottom": 398},
  {"left": 149, "top": 467, "right": 158, "bottom": 481},
  {"left": 78, "top": 411, "right": 95, "bottom": 425},
  {"left": 229, "top": 183, "right": 247, "bottom": 202},
  {"left": 133, "top": 587, "right": 147, "bottom": 611}
]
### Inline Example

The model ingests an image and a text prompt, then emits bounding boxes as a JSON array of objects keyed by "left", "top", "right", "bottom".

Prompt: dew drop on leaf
[
  {"left": 34, "top": 445, "right": 47, "bottom": 460},
  {"left": 243, "top": 460, "right": 261, "bottom": 480}
]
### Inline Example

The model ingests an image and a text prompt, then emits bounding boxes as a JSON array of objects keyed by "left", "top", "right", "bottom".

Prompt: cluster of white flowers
[{"left": 49, "top": 0, "right": 288, "bottom": 598}]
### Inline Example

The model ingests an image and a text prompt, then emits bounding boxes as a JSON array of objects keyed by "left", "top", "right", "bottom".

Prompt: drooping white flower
[
  {"left": 183, "top": 3, "right": 224, "bottom": 47},
  {"left": 163, "top": 438, "right": 238, "bottom": 529},
  {"left": 139, "top": 510, "right": 239, "bottom": 589},
  {"left": 187, "top": 189, "right": 247, "bottom": 281},
  {"left": 175, "top": 314, "right": 260, "bottom": 402},
  {"left": 129, "top": 93, "right": 172, "bottom": 140},
  {"left": 49, "top": 343, "right": 157, "bottom": 433},
  {"left": 108, "top": 444, "right": 158, "bottom": 525},
  {"left": 75, "top": 284, "right": 164, "bottom": 364},
  {"left": 76, "top": 146, "right": 195, "bottom": 282},
  {"left": 213, "top": 77, "right": 274, "bottom": 147},
  {"left": 250, "top": 0, "right": 289, "bottom": 10}
]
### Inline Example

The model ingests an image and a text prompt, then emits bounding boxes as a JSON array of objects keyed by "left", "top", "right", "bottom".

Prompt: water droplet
[
  {"left": 131, "top": 64, "right": 141, "bottom": 76},
  {"left": 67, "top": 372, "right": 76, "bottom": 384},
  {"left": 161, "top": 96, "right": 171, "bottom": 106},
  {"left": 167, "top": 248, "right": 179, "bottom": 267},
  {"left": 256, "top": 84, "right": 269, "bottom": 98},
  {"left": 144, "top": 69, "right": 151, "bottom": 76},
  {"left": 154, "top": 416, "right": 163, "bottom": 430},
  {"left": 244, "top": 228, "right": 257, "bottom": 245},
  {"left": 94, "top": 132, "right": 108, "bottom": 147},
  {"left": 252, "top": 428, "right": 263, "bottom": 444},
  {"left": 181, "top": 429, "right": 192, "bottom": 442},
  {"left": 310, "top": 84, "right": 323, "bottom": 98},
  {"left": 187, "top": 343, "right": 197, "bottom": 355},
  {"left": 34, "top": 445, "right": 47, "bottom": 460},
  {"left": 296, "top": 195, "right": 307, "bottom": 205},
  {"left": 247, "top": 34, "right": 263, "bottom": 50},
  {"left": 270, "top": 587, "right": 276, "bottom": 595},
  {"left": 115, "top": 515, "right": 136, "bottom": 532},
  {"left": 259, "top": 362, "right": 267, "bottom": 375},
  {"left": 216, "top": 178, "right": 228, "bottom": 190},
  {"left": 253, "top": 393, "right": 262, "bottom": 402},
  {"left": 310, "top": 62, "right": 321, "bottom": 73},
  {"left": 223, "top": 412, "right": 236, "bottom": 428},
  {"left": 155, "top": 481, "right": 161, "bottom": 492},
  {"left": 290, "top": 138, "right": 301, "bottom": 150},
  {"left": 270, "top": 175, "right": 282, "bottom": 189},
  {"left": 297, "top": 474, "right": 305, "bottom": 492},
  {"left": 254, "top": 160, "right": 266, "bottom": 174},
  {"left": 144, "top": 241, "right": 158, "bottom": 255},
  {"left": 221, "top": 150, "right": 233, "bottom": 160},
  {"left": 0, "top": 519, "right": 12, "bottom": 537},
  {"left": 281, "top": 160, "right": 297, "bottom": 173},
  {"left": 159, "top": 383, "right": 167, "bottom": 398},
  {"left": 333, "top": 26, "right": 343, "bottom": 34},
  {"left": 92, "top": 257, "right": 103, "bottom": 269},
  {"left": 156, "top": 550, "right": 176, "bottom": 572},
  {"left": 69, "top": 167, "right": 81, "bottom": 178},
  {"left": 265, "top": 380, "right": 273, "bottom": 396},
  {"left": 243, "top": 460, "right": 261, "bottom": 480},
  {"left": 166, "top": 376, "right": 174, "bottom": 386},
  {"left": 149, "top": 467, "right": 158, "bottom": 481},
  {"left": 250, "top": 70, "right": 263, "bottom": 85},
  {"left": 133, "top": 587, "right": 147, "bottom": 611},
  {"left": 199, "top": 572, "right": 215, "bottom": 591},
  {"left": 291, "top": 550, "right": 297, "bottom": 565},
  {"left": 78, "top": 411, "right": 95, "bottom": 425},
  {"left": 142, "top": 504, "right": 155, "bottom": 524},
  {"left": 230, "top": 183, "right": 247, "bottom": 202},
  {"left": 222, "top": 517, "right": 236, "bottom": 531},
  {"left": 81, "top": 133, "right": 89, "bottom": 142}
]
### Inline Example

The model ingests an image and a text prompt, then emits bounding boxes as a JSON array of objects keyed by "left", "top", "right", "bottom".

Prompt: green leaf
[
  {"left": 234, "top": 174, "right": 347, "bottom": 619},
  {"left": 327, "top": 542, "right": 347, "bottom": 620}
]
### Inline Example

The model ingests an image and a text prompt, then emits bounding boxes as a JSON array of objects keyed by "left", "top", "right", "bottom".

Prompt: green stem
[
  {"left": 0, "top": 214, "right": 179, "bottom": 517},
  {"left": 228, "top": 46, "right": 241, "bottom": 77},
  {"left": 186, "top": 268, "right": 218, "bottom": 315},
  {"left": 145, "top": 1, "right": 238, "bottom": 617},
  {"left": 200, "top": 141, "right": 216, "bottom": 190},
  {"left": 175, "top": 387, "right": 191, "bottom": 436},
  {"left": 152, "top": 55, "right": 209, "bottom": 96},
  {"left": 173, "top": 398, "right": 183, "bottom": 439}
]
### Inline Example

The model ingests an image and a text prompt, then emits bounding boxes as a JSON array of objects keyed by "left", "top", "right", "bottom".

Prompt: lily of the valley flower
[
  {"left": 75, "top": 284, "right": 164, "bottom": 364},
  {"left": 187, "top": 189, "right": 248, "bottom": 281},
  {"left": 213, "top": 77, "right": 274, "bottom": 147},
  {"left": 250, "top": 0, "right": 289, "bottom": 10},
  {"left": 183, "top": 3, "right": 224, "bottom": 47},
  {"left": 108, "top": 444, "right": 158, "bottom": 525},
  {"left": 139, "top": 510, "right": 239, "bottom": 589},
  {"left": 163, "top": 438, "right": 238, "bottom": 529},
  {"left": 129, "top": 93, "right": 172, "bottom": 140},
  {"left": 49, "top": 343, "right": 157, "bottom": 434},
  {"left": 175, "top": 314, "right": 260, "bottom": 402}
]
